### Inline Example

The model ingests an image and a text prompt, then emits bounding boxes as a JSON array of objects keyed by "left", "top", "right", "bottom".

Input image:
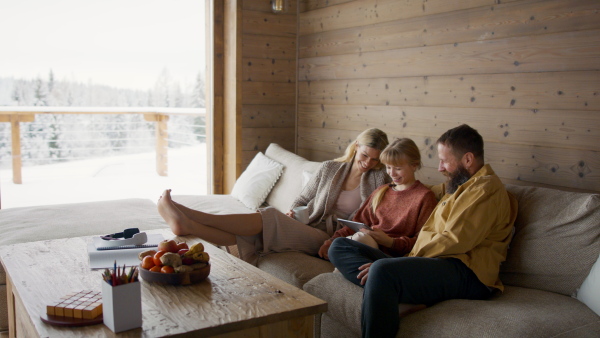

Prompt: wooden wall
[
  {"left": 240, "top": 0, "right": 298, "bottom": 168},
  {"left": 295, "top": 0, "right": 600, "bottom": 192}
]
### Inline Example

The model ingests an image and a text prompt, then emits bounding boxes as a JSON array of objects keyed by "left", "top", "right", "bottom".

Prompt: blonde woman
[
  {"left": 320, "top": 138, "right": 437, "bottom": 260},
  {"left": 158, "top": 128, "right": 390, "bottom": 265}
]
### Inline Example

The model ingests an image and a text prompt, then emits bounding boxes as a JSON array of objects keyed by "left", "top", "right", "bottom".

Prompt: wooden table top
[{"left": 0, "top": 229, "right": 327, "bottom": 337}]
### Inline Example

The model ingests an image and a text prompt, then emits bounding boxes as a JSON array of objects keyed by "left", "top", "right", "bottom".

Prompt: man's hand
[
  {"left": 285, "top": 210, "right": 294, "bottom": 218},
  {"left": 318, "top": 239, "right": 333, "bottom": 260},
  {"left": 357, "top": 262, "right": 372, "bottom": 285},
  {"left": 361, "top": 228, "right": 393, "bottom": 248}
]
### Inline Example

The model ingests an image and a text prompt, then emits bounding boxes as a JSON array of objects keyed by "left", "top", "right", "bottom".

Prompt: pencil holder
[{"left": 101, "top": 280, "right": 142, "bottom": 332}]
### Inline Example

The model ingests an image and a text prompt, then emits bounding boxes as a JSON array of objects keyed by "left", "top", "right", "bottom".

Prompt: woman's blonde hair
[
  {"left": 371, "top": 138, "right": 422, "bottom": 211},
  {"left": 334, "top": 128, "right": 389, "bottom": 170}
]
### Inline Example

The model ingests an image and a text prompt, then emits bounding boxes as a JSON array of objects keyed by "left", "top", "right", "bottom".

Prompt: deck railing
[{"left": 0, "top": 106, "right": 206, "bottom": 184}]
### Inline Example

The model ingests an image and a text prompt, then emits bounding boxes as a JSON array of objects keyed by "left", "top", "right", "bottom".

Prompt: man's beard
[{"left": 445, "top": 165, "right": 472, "bottom": 194}]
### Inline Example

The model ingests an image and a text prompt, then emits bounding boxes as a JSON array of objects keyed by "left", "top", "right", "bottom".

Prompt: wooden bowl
[{"left": 139, "top": 263, "right": 210, "bottom": 286}]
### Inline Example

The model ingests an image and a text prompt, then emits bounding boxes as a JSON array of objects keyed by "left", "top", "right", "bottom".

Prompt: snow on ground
[{"left": 0, "top": 145, "right": 208, "bottom": 209}]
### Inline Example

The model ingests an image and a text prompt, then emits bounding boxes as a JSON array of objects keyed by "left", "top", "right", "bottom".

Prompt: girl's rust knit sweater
[{"left": 331, "top": 181, "right": 437, "bottom": 256}]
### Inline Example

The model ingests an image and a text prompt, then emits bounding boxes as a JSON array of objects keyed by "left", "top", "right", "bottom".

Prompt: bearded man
[{"left": 328, "top": 124, "right": 518, "bottom": 338}]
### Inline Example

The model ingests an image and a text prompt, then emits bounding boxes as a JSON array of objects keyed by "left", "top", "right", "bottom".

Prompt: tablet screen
[{"left": 338, "top": 219, "right": 372, "bottom": 232}]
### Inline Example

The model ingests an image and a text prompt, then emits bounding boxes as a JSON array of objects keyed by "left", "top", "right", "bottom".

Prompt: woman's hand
[
  {"left": 318, "top": 239, "right": 333, "bottom": 260},
  {"left": 357, "top": 262, "right": 372, "bottom": 285},
  {"left": 285, "top": 210, "right": 295, "bottom": 218},
  {"left": 360, "top": 228, "right": 393, "bottom": 248}
]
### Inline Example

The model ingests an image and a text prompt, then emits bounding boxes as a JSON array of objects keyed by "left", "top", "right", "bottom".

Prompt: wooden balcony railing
[{"left": 0, "top": 106, "right": 206, "bottom": 184}]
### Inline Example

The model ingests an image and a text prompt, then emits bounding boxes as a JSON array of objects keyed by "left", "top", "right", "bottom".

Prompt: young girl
[
  {"left": 158, "top": 128, "right": 391, "bottom": 265},
  {"left": 319, "top": 138, "right": 437, "bottom": 260}
]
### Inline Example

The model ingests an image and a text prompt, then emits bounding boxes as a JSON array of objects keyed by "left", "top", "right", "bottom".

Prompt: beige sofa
[
  {"left": 304, "top": 183, "right": 600, "bottom": 337},
  {"left": 1, "top": 143, "right": 599, "bottom": 337},
  {"left": 173, "top": 143, "right": 600, "bottom": 337}
]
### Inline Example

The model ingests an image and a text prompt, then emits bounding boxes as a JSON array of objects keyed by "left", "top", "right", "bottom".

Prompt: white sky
[{"left": 0, "top": 0, "right": 206, "bottom": 91}]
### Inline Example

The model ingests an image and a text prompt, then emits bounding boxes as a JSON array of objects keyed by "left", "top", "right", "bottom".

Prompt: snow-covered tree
[
  {"left": 48, "top": 70, "right": 55, "bottom": 93},
  {"left": 192, "top": 71, "right": 205, "bottom": 108},
  {"left": 33, "top": 77, "right": 47, "bottom": 106},
  {"left": 0, "top": 70, "right": 205, "bottom": 163}
]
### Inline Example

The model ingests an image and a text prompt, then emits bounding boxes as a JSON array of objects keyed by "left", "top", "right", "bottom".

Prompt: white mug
[{"left": 293, "top": 206, "right": 310, "bottom": 225}]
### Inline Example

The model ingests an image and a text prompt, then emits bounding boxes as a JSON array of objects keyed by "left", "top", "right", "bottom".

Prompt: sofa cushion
[
  {"left": 304, "top": 272, "right": 363, "bottom": 336},
  {"left": 264, "top": 143, "right": 321, "bottom": 213},
  {"left": 305, "top": 273, "right": 600, "bottom": 338},
  {"left": 577, "top": 254, "right": 600, "bottom": 316},
  {"left": 398, "top": 286, "right": 600, "bottom": 337},
  {"left": 171, "top": 194, "right": 255, "bottom": 215},
  {"left": 257, "top": 252, "right": 334, "bottom": 288},
  {"left": 231, "top": 152, "right": 284, "bottom": 210},
  {"left": 0, "top": 199, "right": 166, "bottom": 249},
  {"left": 500, "top": 184, "right": 600, "bottom": 296}
]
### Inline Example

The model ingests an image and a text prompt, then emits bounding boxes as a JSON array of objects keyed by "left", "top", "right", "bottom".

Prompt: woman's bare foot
[
  {"left": 156, "top": 190, "right": 239, "bottom": 246},
  {"left": 157, "top": 189, "right": 191, "bottom": 236}
]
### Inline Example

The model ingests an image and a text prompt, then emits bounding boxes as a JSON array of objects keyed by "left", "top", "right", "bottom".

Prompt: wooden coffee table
[{"left": 0, "top": 229, "right": 327, "bottom": 337}]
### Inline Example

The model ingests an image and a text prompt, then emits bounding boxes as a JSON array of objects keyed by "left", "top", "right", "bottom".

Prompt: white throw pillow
[
  {"left": 231, "top": 152, "right": 284, "bottom": 210},
  {"left": 576, "top": 253, "right": 600, "bottom": 316}
]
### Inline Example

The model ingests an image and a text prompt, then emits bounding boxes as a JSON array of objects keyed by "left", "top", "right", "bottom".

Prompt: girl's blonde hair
[
  {"left": 371, "top": 138, "right": 422, "bottom": 211},
  {"left": 334, "top": 128, "right": 389, "bottom": 170}
]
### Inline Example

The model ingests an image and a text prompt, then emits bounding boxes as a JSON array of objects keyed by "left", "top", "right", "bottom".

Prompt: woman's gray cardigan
[{"left": 290, "top": 160, "right": 390, "bottom": 235}]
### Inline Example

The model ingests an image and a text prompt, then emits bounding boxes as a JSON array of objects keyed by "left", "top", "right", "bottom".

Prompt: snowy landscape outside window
[{"left": 0, "top": 1, "right": 208, "bottom": 209}]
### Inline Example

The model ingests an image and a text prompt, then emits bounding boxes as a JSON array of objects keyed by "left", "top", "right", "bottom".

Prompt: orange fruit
[
  {"left": 161, "top": 265, "right": 175, "bottom": 274},
  {"left": 141, "top": 256, "right": 155, "bottom": 270},
  {"left": 153, "top": 250, "right": 167, "bottom": 266},
  {"left": 149, "top": 265, "right": 162, "bottom": 273}
]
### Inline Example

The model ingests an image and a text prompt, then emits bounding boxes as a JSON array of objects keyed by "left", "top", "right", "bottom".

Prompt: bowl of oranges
[{"left": 138, "top": 239, "right": 211, "bottom": 286}]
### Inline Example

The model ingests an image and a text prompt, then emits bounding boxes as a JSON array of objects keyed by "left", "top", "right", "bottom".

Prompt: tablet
[{"left": 338, "top": 219, "right": 372, "bottom": 232}]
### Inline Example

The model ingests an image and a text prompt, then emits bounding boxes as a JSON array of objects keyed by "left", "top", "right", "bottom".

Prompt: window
[{"left": 0, "top": 1, "right": 209, "bottom": 208}]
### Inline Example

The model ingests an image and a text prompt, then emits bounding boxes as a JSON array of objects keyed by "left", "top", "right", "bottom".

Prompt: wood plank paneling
[
  {"left": 242, "top": 34, "right": 296, "bottom": 59},
  {"left": 242, "top": 10, "right": 297, "bottom": 37},
  {"left": 300, "top": 0, "right": 354, "bottom": 13},
  {"left": 298, "top": 126, "right": 600, "bottom": 191},
  {"left": 238, "top": 0, "right": 297, "bottom": 173},
  {"left": 243, "top": 127, "right": 296, "bottom": 151},
  {"left": 298, "top": 71, "right": 600, "bottom": 111},
  {"left": 415, "top": 166, "right": 595, "bottom": 194},
  {"left": 483, "top": 142, "right": 599, "bottom": 191},
  {"left": 210, "top": 0, "right": 225, "bottom": 194},
  {"left": 414, "top": 141, "right": 600, "bottom": 192},
  {"left": 297, "top": 126, "right": 378, "bottom": 154},
  {"left": 243, "top": 81, "right": 296, "bottom": 105},
  {"left": 297, "top": 105, "right": 600, "bottom": 151},
  {"left": 299, "top": 0, "right": 600, "bottom": 58},
  {"left": 243, "top": 104, "right": 296, "bottom": 128},
  {"left": 299, "top": 0, "right": 496, "bottom": 35},
  {"left": 243, "top": 150, "right": 259, "bottom": 168},
  {"left": 243, "top": 57, "right": 295, "bottom": 82},
  {"left": 293, "top": 0, "right": 600, "bottom": 191},
  {"left": 299, "top": 29, "right": 600, "bottom": 81}
]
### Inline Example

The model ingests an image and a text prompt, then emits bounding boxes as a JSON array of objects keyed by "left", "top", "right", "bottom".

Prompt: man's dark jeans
[{"left": 328, "top": 237, "right": 492, "bottom": 338}]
